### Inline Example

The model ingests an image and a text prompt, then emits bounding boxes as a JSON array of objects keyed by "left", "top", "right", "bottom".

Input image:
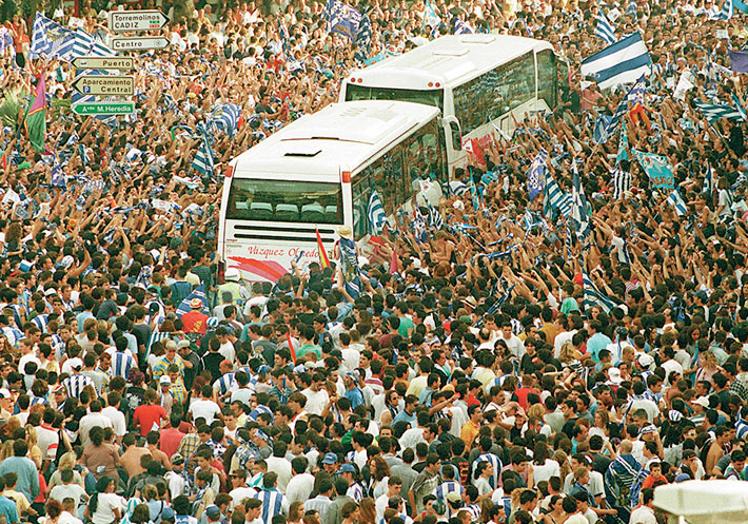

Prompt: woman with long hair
[
  {"left": 288, "top": 501, "right": 304, "bottom": 524},
  {"left": 367, "top": 455, "right": 390, "bottom": 498},
  {"left": 531, "top": 441, "right": 560, "bottom": 484},
  {"left": 80, "top": 426, "right": 120, "bottom": 482},
  {"left": 25, "top": 426, "right": 43, "bottom": 470},
  {"left": 86, "top": 476, "right": 124, "bottom": 524},
  {"left": 358, "top": 497, "right": 377, "bottom": 524}
]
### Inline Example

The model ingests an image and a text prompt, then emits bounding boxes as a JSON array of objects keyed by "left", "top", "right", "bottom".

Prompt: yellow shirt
[
  {"left": 3, "top": 489, "right": 30, "bottom": 515},
  {"left": 460, "top": 420, "right": 480, "bottom": 447}
]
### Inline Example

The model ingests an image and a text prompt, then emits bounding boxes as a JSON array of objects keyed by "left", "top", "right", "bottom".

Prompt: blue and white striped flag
[
  {"left": 543, "top": 175, "right": 573, "bottom": 219},
  {"left": 176, "top": 285, "right": 209, "bottom": 317},
  {"left": 571, "top": 164, "right": 591, "bottom": 240},
  {"left": 210, "top": 103, "right": 241, "bottom": 137},
  {"left": 710, "top": 0, "right": 733, "bottom": 20},
  {"left": 192, "top": 124, "right": 215, "bottom": 178},
  {"left": 595, "top": 11, "right": 616, "bottom": 45},
  {"left": 423, "top": 0, "right": 441, "bottom": 30},
  {"left": 339, "top": 237, "right": 362, "bottom": 298},
  {"left": 527, "top": 148, "right": 548, "bottom": 200},
  {"left": 732, "top": 93, "right": 748, "bottom": 121},
  {"left": 356, "top": 13, "right": 372, "bottom": 50},
  {"left": 581, "top": 32, "right": 652, "bottom": 90},
  {"left": 667, "top": 189, "right": 688, "bottom": 216},
  {"left": 367, "top": 190, "right": 386, "bottom": 235},
  {"left": 427, "top": 205, "right": 443, "bottom": 230},
  {"left": 694, "top": 100, "right": 743, "bottom": 122},
  {"left": 627, "top": 1, "right": 638, "bottom": 17},
  {"left": 450, "top": 180, "right": 469, "bottom": 196},
  {"left": 583, "top": 271, "right": 618, "bottom": 314},
  {"left": 453, "top": 19, "right": 473, "bottom": 35},
  {"left": 30, "top": 13, "right": 71, "bottom": 59},
  {"left": 612, "top": 167, "right": 631, "bottom": 200}
]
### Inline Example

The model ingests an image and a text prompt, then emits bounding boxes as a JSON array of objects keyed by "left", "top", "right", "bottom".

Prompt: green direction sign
[{"left": 72, "top": 102, "right": 135, "bottom": 116}]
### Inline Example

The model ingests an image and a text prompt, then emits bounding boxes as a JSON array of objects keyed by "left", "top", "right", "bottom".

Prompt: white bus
[
  {"left": 340, "top": 34, "right": 568, "bottom": 175},
  {"left": 218, "top": 100, "right": 445, "bottom": 282}
]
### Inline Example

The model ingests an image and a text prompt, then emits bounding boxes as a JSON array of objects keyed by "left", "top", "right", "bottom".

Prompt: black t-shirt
[{"left": 202, "top": 351, "right": 224, "bottom": 382}]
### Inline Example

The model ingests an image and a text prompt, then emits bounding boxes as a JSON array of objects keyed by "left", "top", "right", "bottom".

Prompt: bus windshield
[
  {"left": 227, "top": 178, "right": 344, "bottom": 224},
  {"left": 345, "top": 85, "right": 444, "bottom": 111}
]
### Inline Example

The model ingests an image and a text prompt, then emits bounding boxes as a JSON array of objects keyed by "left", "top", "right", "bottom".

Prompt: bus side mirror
[{"left": 442, "top": 116, "right": 462, "bottom": 152}]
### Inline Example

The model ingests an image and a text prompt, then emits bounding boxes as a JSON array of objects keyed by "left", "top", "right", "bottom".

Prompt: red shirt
[
  {"left": 514, "top": 387, "right": 540, "bottom": 410},
  {"left": 181, "top": 311, "right": 208, "bottom": 334},
  {"left": 132, "top": 404, "right": 167, "bottom": 436},
  {"left": 159, "top": 427, "right": 186, "bottom": 457}
]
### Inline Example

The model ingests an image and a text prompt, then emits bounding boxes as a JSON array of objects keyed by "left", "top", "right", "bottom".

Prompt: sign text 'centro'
[
  {"left": 109, "top": 10, "right": 169, "bottom": 32},
  {"left": 110, "top": 36, "right": 170, "bottom": 51},
  {"left": 72, "top": 75, "right": 134, "bottom": 96}
]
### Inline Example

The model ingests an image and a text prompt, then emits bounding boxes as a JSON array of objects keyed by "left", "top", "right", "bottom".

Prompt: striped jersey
[
  {"left": 254, "top": 488, "right": 288, "bottom": 524},
  {"left": 434, "top": 480, "right": 463, "bottom": 501},
  {"left": 473, "top": 453, "right": 502, "bottom": 488},
  {"left": 111, "top": 352, "right": 135, "bottom": 379},
  {"left": 62, "top": 374, "right": 94, "bottom": 399}
]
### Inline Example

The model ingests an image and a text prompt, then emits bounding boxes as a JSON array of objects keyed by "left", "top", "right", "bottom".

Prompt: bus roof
[
  {"left": 232, "top": 100, "right": 440, "bottom": 179},
  {"left": 346, "top": 34, "right": 553, "bottom": 90}
]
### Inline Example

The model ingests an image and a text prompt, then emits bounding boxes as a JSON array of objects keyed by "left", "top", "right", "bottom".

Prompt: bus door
[{"left": 442, "top": 115, "right": 463, "bottom": 178}]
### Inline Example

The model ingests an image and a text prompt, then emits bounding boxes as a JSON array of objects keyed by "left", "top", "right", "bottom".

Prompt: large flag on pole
[
  {"left": 25, "top": 75, "right": 47, "bottom": 152},
  {"left": 581, "top": 32, "right": 652, "bottom": 90}
]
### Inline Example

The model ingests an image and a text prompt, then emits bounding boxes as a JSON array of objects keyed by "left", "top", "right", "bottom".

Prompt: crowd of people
[{"left": 0, "top": 0, "right": 747, "bottom": 523}]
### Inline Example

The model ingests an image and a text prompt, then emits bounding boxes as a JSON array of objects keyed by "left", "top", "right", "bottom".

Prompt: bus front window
[
  {"left": 345, "top": 84, "right": 444, "bottom": 111},
  {"left": 227, "top": 178, "right": 344, "bottom": 224}
]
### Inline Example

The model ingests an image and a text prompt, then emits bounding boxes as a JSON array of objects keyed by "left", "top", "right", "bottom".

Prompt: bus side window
[{"left": 352, "top": 177, "right": 371, "bottom": 238}]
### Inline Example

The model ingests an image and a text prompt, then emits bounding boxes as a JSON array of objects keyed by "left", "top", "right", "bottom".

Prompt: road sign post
[
  {"left": 72, "top": 75, "right": 135, "bottom": 96},
  {"left": 109, "top": 10, "right": 169, "bottom": 32},
  {"left": 72, "top": 57, "right": 135, "bottom": 70},
  {"left": 111, "top": 37, "right": 169, "bottom": 51},
  {"left": 72, "top": 102, "right": 135, "bottom": 116}
]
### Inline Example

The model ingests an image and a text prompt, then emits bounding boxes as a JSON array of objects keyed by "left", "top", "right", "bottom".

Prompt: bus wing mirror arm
[{"left": 442, "top": 116, "right": 462, "bottom": 152}]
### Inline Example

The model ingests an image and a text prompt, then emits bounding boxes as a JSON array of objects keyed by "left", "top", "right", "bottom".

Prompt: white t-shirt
[
  {"left": 101, "top": 406, "right": 127, "bottom": 437},
  {"left": 532, "top": 459, "right": 561, "bottom": 484},
  {"left": 188, "top": 399, "right": 221, "bottom": 425},
  {"left": 230, "top": 486, "right": 258, "bottom": 509},
  {"left": 91, "top": 493, "right": 125, "bottom": 524},
  {"left": 219, "top": 341, "right": 236, "bottom": 363},
  {"left": 301, "top": 388, "right": 330, "bottom": 416}
]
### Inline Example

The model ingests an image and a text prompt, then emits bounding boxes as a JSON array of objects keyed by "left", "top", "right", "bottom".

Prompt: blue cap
[
  {"left": 161, "top": 507, "right": 175, "bottom": 521},
  {"left": 322, "top": 452, "right": 338, "bottom": 465},
  {"left": 339, "top": 463, "right": 356, "bottom": 473}
]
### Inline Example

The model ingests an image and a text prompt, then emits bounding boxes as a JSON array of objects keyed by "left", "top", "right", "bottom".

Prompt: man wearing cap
[
  {"left": 158, "top": 375, "right": 176, "bottom": 416},
  {"left": 182, "top": 297, "right": 209, "bottom": 335}
]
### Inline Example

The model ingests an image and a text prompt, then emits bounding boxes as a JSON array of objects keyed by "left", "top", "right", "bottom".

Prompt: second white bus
[{"left": 340, "top": 34, "right": 568, "bottom": 175}]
